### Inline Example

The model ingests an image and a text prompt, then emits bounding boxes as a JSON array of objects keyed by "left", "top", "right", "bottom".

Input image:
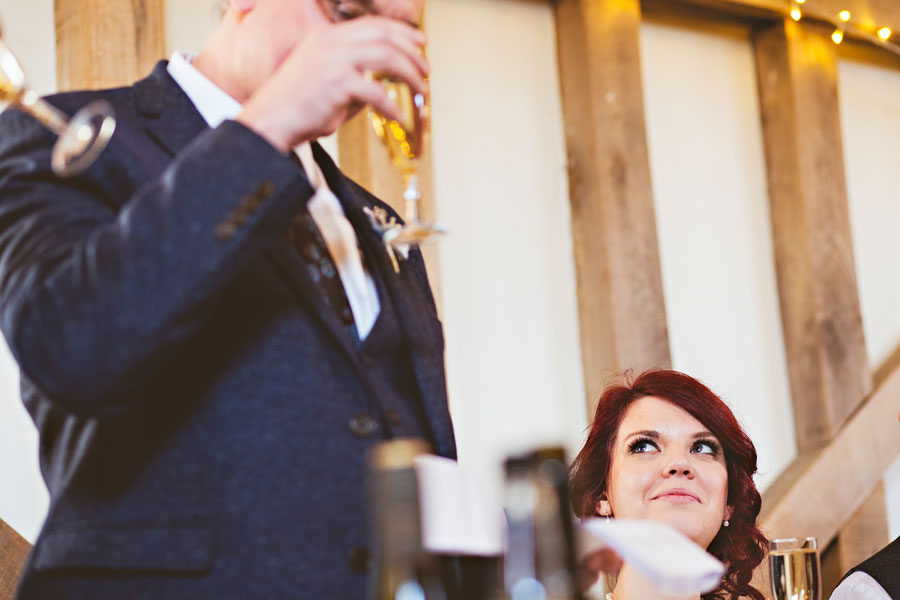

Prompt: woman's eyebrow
[
  {"left": 692, "top": 430, "right": 717, "bottom": 439},
  {"left": 625, "top": 430, "right": 660, "bottom": 440}
]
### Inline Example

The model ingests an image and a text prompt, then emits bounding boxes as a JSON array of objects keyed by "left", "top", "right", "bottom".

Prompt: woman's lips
[{"left": 653, "top": 488, "right": 700, "bottom": 503}]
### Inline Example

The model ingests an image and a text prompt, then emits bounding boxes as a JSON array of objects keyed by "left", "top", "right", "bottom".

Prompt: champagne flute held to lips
[{"left": 368, "top": 71, "right": 447, "bottom": 249}]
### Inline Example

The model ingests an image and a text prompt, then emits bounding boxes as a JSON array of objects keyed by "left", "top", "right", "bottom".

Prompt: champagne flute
[
  {"left": 769, "top": 538, "right": 821, "bottom": 600},
  {"left": 0, "top": 38, "right": 115, "bottom": 177},
  {"left": 368, "top": 76, "right": 447, "bottom": 248}
]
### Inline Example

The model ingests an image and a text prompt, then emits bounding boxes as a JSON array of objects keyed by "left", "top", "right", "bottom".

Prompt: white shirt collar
[{"left": 167, "top": 52, "right": 242, "bottom": 129}]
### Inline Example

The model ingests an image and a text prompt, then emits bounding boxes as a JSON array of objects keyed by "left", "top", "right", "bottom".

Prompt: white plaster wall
[
  {"left": 164, "top": 0, "right": 221, "bottom": 56},
  {"left": 0, "top": 0, "right": 54, "bottom": 543},
  {"left": 838, "top": 53, "right": 900, "bottom": 540},
  {"left": 425, "top": 0, "right": 587, "bottom": 497},
  {"left": 0, "top": 1, "right": 56, "bottom": 95},
  {"left": 639, "top": 18, "right": 797, "bottom": 492}
]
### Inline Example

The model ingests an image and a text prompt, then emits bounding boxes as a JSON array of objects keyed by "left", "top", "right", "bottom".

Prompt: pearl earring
[{"left": 723, "top": 519, "right": 730, "bottom": 528}]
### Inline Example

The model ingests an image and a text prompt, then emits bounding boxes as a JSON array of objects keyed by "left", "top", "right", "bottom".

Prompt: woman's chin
[{"left": 642, "top": 510, "right": 715, "bottom": 549}]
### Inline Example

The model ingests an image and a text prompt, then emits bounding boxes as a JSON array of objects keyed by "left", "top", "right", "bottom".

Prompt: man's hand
[{"left": 237, "top": 16, "right": 428, "bottom": 153}]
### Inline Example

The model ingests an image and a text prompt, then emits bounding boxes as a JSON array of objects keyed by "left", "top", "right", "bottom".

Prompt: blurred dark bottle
[
  {"left": 368, "top": 438, "right": 450, "bottom": 600},
  {"left": 500, "top": 447, "right": 583, "bottom": 600}
]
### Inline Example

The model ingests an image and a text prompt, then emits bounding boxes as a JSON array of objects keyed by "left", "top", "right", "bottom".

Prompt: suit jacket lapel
[
  {"left": 313, "top": 145, "right": 455, "bottom": 456},
  {"left": 132, "top": 61, "right": 212, "bottom": 158}
]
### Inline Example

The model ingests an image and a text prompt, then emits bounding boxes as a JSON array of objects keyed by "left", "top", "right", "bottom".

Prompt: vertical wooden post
[
  {"left": 55, "top": 0, "right": 165, "bottom": 90},
  {"left": 836, "top": 482, "right": 890, "bottom": 576},
  {"left": 555, "top": 0, "right": 671, "bottom": 415},
  {"left": 0, "top": 518, "right": 30, "bottom": 600},
  {"left": 754, "top": 21, "right": 886, "bottom": 592},
  {"left": 754, "top": 19, "right": 872, "bottom": 452}
]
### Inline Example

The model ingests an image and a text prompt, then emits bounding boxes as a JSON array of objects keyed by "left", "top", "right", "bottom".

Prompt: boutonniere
[{"left": 364, "top": 206, "right": 410, "bottom": 273}]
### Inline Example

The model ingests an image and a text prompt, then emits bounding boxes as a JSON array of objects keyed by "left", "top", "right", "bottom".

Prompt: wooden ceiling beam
[{"left": 663, "top": 0, "right": 900, "bottom": 35}]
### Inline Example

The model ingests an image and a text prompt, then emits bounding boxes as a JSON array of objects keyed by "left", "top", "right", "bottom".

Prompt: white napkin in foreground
[
  {"left": 414, "top": 455, "right": 505, "bottom": 556},
  {"left": 578, "top": 518, "right": 726, "bottom": 596}
]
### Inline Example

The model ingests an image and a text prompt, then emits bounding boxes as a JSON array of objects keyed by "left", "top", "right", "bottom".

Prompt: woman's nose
[{"left": 662, "top": 454, "right": 694, "bottom": 478}]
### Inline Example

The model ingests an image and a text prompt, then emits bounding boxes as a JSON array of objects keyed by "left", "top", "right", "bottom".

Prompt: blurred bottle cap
[{"left": 369, "top": 438, "right": 432, "bottom": 470}]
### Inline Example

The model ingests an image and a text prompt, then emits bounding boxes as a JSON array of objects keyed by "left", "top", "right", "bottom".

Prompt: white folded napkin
[
  {"left": 578, "top": 517, "right": 726, "bottom": 596},
  {"left": 414, "top": 455, "right": 505, "bottom": 556}
]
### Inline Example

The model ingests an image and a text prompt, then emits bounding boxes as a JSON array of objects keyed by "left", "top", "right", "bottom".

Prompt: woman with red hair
[{"left": 570, "top": 369, "right": 767, "bottom": 600}]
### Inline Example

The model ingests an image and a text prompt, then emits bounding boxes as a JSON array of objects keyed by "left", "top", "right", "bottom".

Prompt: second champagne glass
[
  {"left": 769, "top": 537, "right": 821, "bottom": 600},
  {"left": 0, "top": 38, "right": 115, "bottom": 177},
  {"left": 368, "top": 76, "right": 447, "bottom": 248}
]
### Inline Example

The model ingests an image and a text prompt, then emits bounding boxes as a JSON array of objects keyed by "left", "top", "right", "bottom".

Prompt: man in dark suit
[
  {"left": 0, "top": 0, "right": 455, "bottom": 597},
  {"left": 829, "top": 535, "right": 900, "bottom": 600}
]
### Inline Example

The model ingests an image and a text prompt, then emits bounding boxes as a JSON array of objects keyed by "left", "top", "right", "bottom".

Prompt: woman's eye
[
  {"left": 691, "top": 440, "right": 719, "bottom": 455},
  {"left": 628, "top": 439, "right": 658, "bottom": 453}
]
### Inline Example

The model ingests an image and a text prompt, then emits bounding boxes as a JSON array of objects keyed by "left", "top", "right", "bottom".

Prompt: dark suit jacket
[{"left": 0, "top": 62, "right": 456, "bottom": 599}]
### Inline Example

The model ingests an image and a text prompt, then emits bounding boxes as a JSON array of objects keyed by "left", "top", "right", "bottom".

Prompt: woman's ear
[
  {"left": 595, "top": 497, "right": 612, "bottom": 517},
  {"left": 724, "top": 505, "right": 734, "bottom": 521}
]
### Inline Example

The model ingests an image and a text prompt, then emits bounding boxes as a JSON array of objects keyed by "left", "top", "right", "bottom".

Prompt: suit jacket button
[
  {"left": 348, "top": 546, "right": 372, "bottom": 573},
  {"left": 349, "top": 414, "right": 378, "bottom": 439},
  {"left": 215, "top": 222, "right": 236, "bottom": 241}
]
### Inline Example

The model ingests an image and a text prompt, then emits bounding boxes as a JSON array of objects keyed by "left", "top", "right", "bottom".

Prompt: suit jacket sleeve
[{"left": 0, "top": 110, "right": 312, "bottom": 416}]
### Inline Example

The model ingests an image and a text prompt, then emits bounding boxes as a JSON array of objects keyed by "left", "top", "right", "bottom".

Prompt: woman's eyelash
[
  {"left": 626, "top": 436, "right": 722, "bottom": 455},
  {"left": 627, "top": 436, "right": 657, "bottom": 453},
  {"left": 693, "top": 438, "right": 722, "bottom": 455}
]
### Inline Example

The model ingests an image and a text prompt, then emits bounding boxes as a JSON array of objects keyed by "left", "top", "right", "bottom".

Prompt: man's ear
[{"left": 595, "top": 497, "right": 612, "bottom": 517}]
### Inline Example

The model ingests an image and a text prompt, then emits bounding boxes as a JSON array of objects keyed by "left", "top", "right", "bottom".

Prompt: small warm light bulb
[
  {"left": 839, "top": 10, "right": 851, "bottom": 22},
  {"left": 832, "top": 29, "right": 844, "bottom": 44},
  {"left": 791, "top": 8, "right": 802, "bottom": 21},
  {"left": 796, "top": 0, "right": 805, "bottom": 3},
  {"left": 878, "top": 27, "right": 892, "bottom": 41}
]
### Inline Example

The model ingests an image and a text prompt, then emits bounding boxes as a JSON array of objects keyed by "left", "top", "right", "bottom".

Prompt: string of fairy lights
[{"left": 785, "top": 0, "right": 900, "bottom": 57}]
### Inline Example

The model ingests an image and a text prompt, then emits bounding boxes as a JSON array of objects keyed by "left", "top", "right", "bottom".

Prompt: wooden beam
[
  {"left": 336, "top": 110, "right": 443, "bottom": 312},
  {"left": 55, "top": 0, "right": 165, "bottom": 90},
  {"left": 667, "top": 0, "right": 900, "bottom": 35},
  {"left": 753, "top": 359, "right": 900, "bottom": 591},
  {"left": 835, "top": 482, "right": 890, "bottom": 576},
  {"left": 0, "top": 518, "right": 30, "bottom": 600},
  {"left": 555, "top": 0, "right": 671, "bottom": 416},
  {"left": 753, "top": 19, "right": 872, "bottom": 452}
]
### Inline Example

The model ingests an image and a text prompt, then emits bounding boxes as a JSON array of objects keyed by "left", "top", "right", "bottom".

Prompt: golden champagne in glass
[
  {"left": 368, "top": 76, "right": 446, "bottom": 247},
  {"left": 769, "top": 538, "right": 821, "bottom": 600},
  {"left": 0, "top": 38, "right": 115, "bottom": 177}
]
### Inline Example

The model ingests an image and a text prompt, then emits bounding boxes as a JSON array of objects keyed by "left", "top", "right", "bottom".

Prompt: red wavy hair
[{"left": 570, "top": 370, "right": 767, "bottom": 600}]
